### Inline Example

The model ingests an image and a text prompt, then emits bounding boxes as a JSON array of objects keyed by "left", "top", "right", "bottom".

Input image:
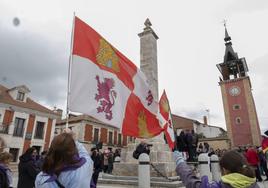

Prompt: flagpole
[{"left": 66, "top": 12, "right": 76, "bottom": 129}]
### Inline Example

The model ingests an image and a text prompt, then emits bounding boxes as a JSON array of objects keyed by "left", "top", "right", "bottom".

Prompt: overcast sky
[{"left": 0, "top": 0, "right": 268, "bottom": 133}]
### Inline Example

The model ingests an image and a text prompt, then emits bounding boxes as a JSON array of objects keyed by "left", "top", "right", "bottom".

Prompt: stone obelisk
[{"left": 113, "top": 19, "right": 176, "bottom": 177}]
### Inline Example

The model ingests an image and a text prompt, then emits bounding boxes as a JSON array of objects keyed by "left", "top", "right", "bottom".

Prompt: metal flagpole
[{"left": 66, "top": 12, "right": 76, "bottom": 129}]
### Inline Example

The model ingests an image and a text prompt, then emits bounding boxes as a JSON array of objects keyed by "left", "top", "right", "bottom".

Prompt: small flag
[{"left": 158, "top": 90, "right": 175, "bottom": 149}]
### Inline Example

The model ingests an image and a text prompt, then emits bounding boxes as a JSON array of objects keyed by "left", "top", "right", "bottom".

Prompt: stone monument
[{"left": 113, "top": 19, "right": 176, "bottom": 177}]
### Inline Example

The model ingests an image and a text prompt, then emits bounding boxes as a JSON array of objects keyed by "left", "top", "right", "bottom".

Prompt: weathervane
[{"left": 223, "top": 19, "right": 227, "bottom": 28}]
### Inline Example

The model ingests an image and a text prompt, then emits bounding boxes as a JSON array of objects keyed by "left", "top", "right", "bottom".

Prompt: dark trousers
[
  {"left": 107, "top": 163, "right": 113, "bottom": 174},
  {"left": 92, "top": 170, "right": 100, "bottom": 187},
  {"left": 255, "top": 165, "right": 263, "bottom": 181},
  {"left": 261, "top": 161, "right": 268, "bottom": 179},
  {"left": 187, "top": 146, "right": 194, "bottom": 162}
]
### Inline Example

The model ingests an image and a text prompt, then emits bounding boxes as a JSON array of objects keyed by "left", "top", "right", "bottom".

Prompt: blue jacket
[{"left": 35, "top": 141, "right": 93, "bottom": 188}]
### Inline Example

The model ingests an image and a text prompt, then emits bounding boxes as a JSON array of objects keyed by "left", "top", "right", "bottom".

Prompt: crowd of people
[
  {"left": 176, "top": 130, "right": 235, "bottom": 161},
  {"left": 90, "top": 146, "right": 121, "bottom": 187},
  {"left": 0, "top": 128, "right": 121, "bottom": 188},
  {"left": 0, "top": 128, "right": 268, "bottom": 188}
]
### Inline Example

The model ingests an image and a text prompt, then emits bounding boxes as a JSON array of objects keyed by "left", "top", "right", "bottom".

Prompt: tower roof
[
  {"left": 216, "top": 23, "right": 249, "bottom": 81},
  {"left": 223, "top": 24, "right": 238, "bottom": 63}
]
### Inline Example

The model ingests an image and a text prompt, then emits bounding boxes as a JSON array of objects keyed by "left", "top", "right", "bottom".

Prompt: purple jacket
[{"left": 176, "top": 162, "right": 259, "bottom": 188}]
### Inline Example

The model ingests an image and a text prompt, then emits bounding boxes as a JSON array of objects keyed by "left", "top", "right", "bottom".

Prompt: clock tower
[{"left": 217, "top": 25, "right": 261, "bottom": 147}]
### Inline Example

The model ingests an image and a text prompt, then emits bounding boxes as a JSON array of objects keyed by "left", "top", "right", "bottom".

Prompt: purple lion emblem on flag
[{"left": 95, "top": 75, "right": 117, "bottom": 120}]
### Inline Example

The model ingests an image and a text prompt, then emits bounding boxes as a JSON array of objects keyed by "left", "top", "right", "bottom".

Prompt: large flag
[
  {"left": 158, "top": 90, "right": 175, "bottom": 150},
  {"left": 69, "top": 16, "right": 162, "bottom": 138}
]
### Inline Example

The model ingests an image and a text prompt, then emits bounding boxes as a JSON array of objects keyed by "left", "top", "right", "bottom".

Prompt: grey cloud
[{"left": 0, "top": 23, "right": 68, "bottom": 108}]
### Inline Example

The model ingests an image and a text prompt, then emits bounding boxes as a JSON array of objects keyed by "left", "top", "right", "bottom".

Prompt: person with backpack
[
  {"left": 35, "top": 129, "right": 93, "bottom": 188},
  {"left": 173, "top": 149, "right": 259, "bottom": 188},
  {"left": 0, "top": 152, "right": 13, "bottom": 188}
]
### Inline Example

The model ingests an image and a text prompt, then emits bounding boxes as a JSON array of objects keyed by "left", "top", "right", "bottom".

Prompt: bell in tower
[{"left": 217, "top": 23, "right": 249, "bottom": 81}]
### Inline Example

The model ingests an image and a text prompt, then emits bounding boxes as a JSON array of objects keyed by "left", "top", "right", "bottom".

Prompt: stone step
[
  {"left": 98, "top": 178, "right": 184, "bottom": 188},
  {"left": 98, "top": 173, "right": 184, "bottom": 188},
  {"left": 101, "top": 173, "right": 180, "bottom": 182}
]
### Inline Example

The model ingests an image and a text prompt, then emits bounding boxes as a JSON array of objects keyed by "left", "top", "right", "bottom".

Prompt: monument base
[{"left": 113, "top": 140, "right": 176, "bottom": 177}]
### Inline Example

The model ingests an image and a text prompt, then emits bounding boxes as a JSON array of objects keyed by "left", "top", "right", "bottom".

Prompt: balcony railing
[{"left": 0, "top": 124, "right": 9, "bottom": 134}]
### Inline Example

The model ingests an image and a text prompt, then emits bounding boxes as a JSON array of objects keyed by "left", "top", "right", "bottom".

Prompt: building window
[
  {"left": 9, "top": 148, "right": 19, "bottom": 162},
  {"left": 118, "top": 133, "right": 122, "bottom": 146},
  {"left": 108, "top": 131, "right": 113, "bottom": 145},
  {"left": 235, "top": 117, "right": 242, "bottom": 124},
  {"left": 34, "top": 121, "right": 45, "bottom": 139},
  {"left": 0, "top": 114, "right": 8, "bottom": 134},
  {"left": 16, "top": 91, "right": 25, "bottom": 101},
  {"left": 13, "top": 117, "right": 25, "bottom": 137},
  {"left": 233, "top": 104, "right": 241, "bottom": 110},
  {"left": 93, "top": 128, "right": 99, "bottom": 143}
]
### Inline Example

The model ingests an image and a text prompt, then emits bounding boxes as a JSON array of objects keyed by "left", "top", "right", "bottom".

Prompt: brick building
[
  {"left": 0, "top": 84, "right": 61, "bottom": 162},
  {"left": 172, "top": 114, "right": 230, "bottom": 149},
  {"left": 56, "top": 114, "right": 134, "bottom": 151}
]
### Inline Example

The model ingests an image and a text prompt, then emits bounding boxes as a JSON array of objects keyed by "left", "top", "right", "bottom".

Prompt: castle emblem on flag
[
  {"left": 95, "top": 75, "right": 117, "bottom": 120},
  {"left": 138, "top": 111, "right": 153, "bottom": 138},
  {"left": 96, "top": 39, "right": 120, "bottom": 72},
  {"left": 146, "top": 90, "right": 153, "bottom": 106}
]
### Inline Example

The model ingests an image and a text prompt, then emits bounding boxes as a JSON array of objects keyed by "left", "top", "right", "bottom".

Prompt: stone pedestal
[{"left": 113, "top": 139, "right": 176, "bottom": 177}]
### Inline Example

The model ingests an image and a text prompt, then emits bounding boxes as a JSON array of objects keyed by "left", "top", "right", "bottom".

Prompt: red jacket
[{"left": 246, "top": 149, "right": 259, "bottom": 166}]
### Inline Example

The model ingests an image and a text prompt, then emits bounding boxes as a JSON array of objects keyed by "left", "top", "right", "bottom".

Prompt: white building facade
[{"left": 0, "top": 84, "right": 60, "bottom": 162}]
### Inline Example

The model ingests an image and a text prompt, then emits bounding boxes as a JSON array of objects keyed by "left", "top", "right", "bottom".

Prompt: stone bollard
[
  {"left": 198, "top": 153, "right": 211, "bottom": 181},
  {"left": 210, "top": 154, "right": 221, "bottom": 181},
  {"left": 138, "top": 153, "right": 150, "bottom": 188}
]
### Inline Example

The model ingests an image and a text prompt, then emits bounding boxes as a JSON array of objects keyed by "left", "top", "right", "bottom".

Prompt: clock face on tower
[{"left": 229, "top": 86, "right": 241, "bottom": 96}]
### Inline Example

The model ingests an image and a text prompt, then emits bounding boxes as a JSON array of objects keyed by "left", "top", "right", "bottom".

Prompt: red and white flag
[
  {"left": 69, "top": 16, "right": 162, "bottom": 138},
  {"left": 158, "top": 90, "right": 175, "bottom": 150}
]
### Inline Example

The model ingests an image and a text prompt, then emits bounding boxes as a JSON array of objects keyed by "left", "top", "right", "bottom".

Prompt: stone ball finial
[{"left": 144, "top": 18, "right": 152, "bottom": 28}]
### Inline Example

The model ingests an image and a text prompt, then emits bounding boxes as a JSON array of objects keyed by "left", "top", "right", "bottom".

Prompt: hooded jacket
[
  {"left": 35, "top": 141, "right": 93, "bottom": 188},
  {"left": 176, "top": 162, "right": 259, "bottom": 188},
  {"left": 17, "top": 152, "right": 40, "bottom": 188}
]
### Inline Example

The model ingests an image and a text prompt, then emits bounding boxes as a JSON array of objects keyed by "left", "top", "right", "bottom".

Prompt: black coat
[
  {"left": 177, "top": 135, "right": 187, "bottom": 152},
  {"left": 17, "top": 154, "right": 40, "bottom": 188},
  {"left": 0, "top": 165, "right": 9, "bottom": 188}
]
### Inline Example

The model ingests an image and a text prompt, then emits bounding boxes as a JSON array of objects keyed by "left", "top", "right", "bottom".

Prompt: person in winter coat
[
  {"left": 257, "top": 147, "right": 268, "bottom": 180},
  {"left": 177, "top": 131, "right": 187, "bottom": 152},
  {"left": 17, "top": 147, "right": 40, "bottom": 188},
  {"left": 245, "top": 146, "right": 262, "bottom": 182},
  {"left": 174, "top": 149, "right": 259, "bottom": 188},
  {"left": 91, "top": 148, "right": 103, "bottom": 187},
  {"left": 35, "top": 129, "right": 93, "bottom": 188},
  {"left": 0, "top": 152, "right": 13, "bottom": 188}
]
